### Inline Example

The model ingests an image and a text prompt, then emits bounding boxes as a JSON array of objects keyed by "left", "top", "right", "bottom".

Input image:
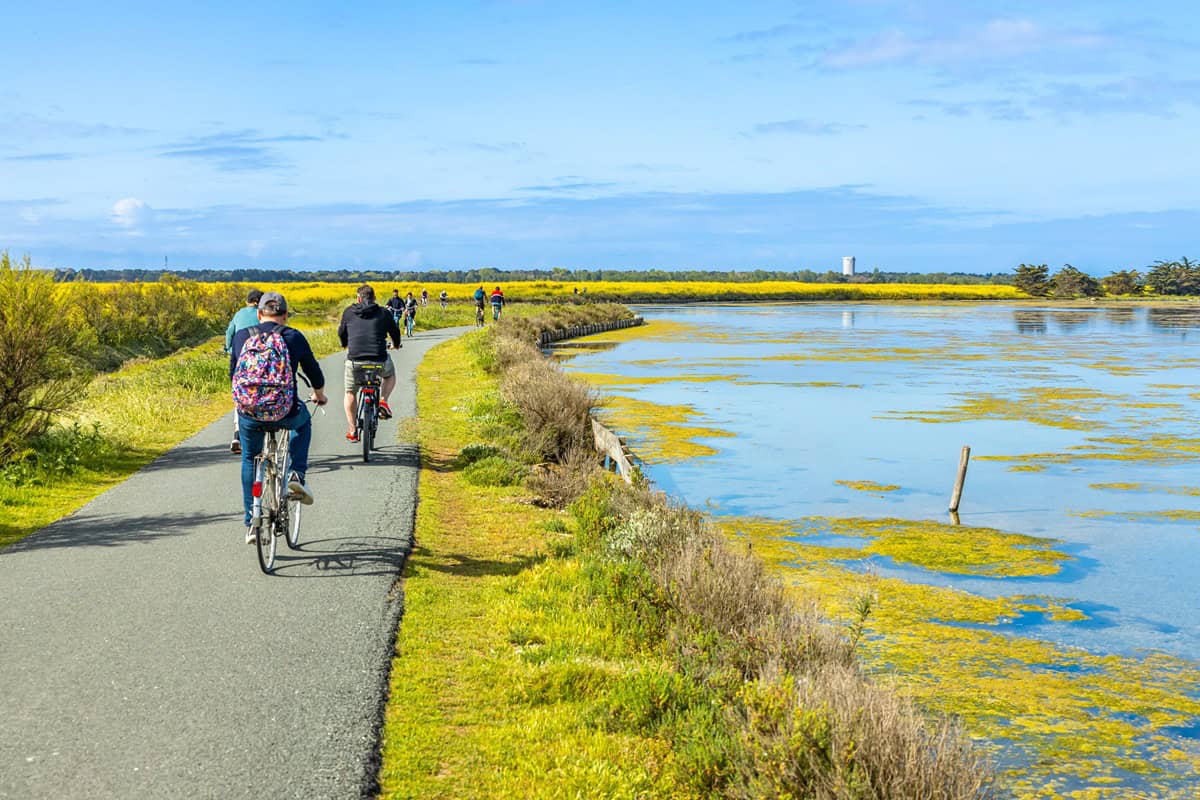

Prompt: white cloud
[
  {"left": 821, "top": 19, "right": 1106, "bottom": 69},
  {"left": 247, "top": 239, "right": 266, "bottom": 258},
  {"left": 111, "top": 197, "right": 153, "bottom": 231}
]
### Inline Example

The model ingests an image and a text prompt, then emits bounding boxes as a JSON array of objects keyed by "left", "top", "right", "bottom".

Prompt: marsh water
[{"left": 559, "top": 303, "right": 1200, "bottom": 796}]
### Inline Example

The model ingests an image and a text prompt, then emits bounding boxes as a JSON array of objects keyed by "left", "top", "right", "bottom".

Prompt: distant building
[{"left": 842, "top": 256, "right": 856, "bottom": 276}]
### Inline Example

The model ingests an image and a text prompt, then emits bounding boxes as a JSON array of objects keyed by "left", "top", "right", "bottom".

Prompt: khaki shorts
[{"left": 344, "top": 356, "right": 395, "bottom": 390}]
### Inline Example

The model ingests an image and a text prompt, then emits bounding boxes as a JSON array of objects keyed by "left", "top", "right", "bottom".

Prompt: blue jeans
[{"left": 238, "top": 404, "right": 312, "bottom": 527}]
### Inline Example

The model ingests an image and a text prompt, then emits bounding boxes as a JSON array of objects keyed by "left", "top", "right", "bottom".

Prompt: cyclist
[
  {"left": 385, "top": 289, "right": 404, "bottom": 326},
  {"left": 490, "top": 286, "right": 505, "bottom": 321},
  {"left": 224, "top": 288, "right": 264, "bottom": 454},
  {"left": 473, "top": 285, "right": 486, "bottom": 324},
  {"left": 338, "top": 284, "right": 402, "bottom": 442},
  {"left": 229, "top": 291, "right": 328, "bottom": 544},
  {"left": 420, "top": 288, "right": 429, "bottom": 308},
  {"left": 439, "top": 290, "right": 448, "bottom": 309},
  {"left": 403, "top": 291, "right": 418, "bottom": 337}
]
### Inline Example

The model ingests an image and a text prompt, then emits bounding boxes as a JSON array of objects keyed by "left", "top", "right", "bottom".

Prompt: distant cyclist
[
  {"left": 338, "top": 285, "right": 402, "bottom": 442},
  {"left": 229, "top": 291, "right": 328, "bottom": 544},
  {"left": 490, "top": 286, "right": 505, "bottom": 321},
  {"left": 439, "top": 290, "right": 448, "bottom": 309},
  {"left": 225, "top": 288, "right": 264, "bottom": 454},
  {"left": 420, "top": 288, "right": 429, "bottom": 308},
  {"left": 403, "top": 291, "right": 418, "bottom": 337},
  {"left": 473, "top": 286, "right": 486, "bottom": 324},
  {"left": 385, "top": 289, "right": 404, "bottom": 326}
]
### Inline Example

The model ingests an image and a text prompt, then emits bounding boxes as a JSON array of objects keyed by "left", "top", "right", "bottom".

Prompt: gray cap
[{"left": 258, "top": 291, "right": 288, "bottom": 313}]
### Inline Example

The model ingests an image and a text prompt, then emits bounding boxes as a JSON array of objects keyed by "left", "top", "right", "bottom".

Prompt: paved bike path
[{"left": 0, "top": 328, "right": 466, "bottom": 800}]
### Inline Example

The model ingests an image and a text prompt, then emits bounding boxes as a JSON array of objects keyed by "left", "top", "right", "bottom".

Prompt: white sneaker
[
  {"left": 245, "top": 527, "right": 256, "bottom": 545},
  {"left": 288, "top": 472, "right": 314, "bottom": 506}
]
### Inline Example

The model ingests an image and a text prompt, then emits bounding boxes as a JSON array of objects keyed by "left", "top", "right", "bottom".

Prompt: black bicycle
[{"left": 352, "top": 362, "right": 384, "bottom": 463}]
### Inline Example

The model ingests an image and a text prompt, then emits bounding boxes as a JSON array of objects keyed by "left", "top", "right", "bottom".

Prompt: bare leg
[
  {"left": 382, "top": 374, "right": 397, "bottom": 404},
  {"left": 344, "top": 391, "right": 357, "bottom": 431}
]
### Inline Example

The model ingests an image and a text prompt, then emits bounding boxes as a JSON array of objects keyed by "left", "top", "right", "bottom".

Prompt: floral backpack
[{"left": 232, "top": 326, "right": 295, "bottom": 422}]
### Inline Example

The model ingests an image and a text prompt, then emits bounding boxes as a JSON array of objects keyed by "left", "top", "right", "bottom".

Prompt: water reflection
[
  {"left": 1014, "top": 310, "right": 1048, "bottom": 334},
  {"left": 1147, "top": 307, "right": 1200, "bottom": 338},
  {"left": 1103, "top": 307, "right": 1137, "bottom": 327},
  {"left": 841, "top": 311, "right": 855, "bottom": 329},
  {"left": 1052, "top": 311, "right": 1096, "bottom": 333}
]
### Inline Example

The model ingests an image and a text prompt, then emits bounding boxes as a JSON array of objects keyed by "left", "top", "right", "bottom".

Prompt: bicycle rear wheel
[
  {"left": 254, "top": 450, "right": 279, "bottom": 575},
  {"left": 256, "top": 474, "right": 278, "bottom": 574},
  {"left": 362, "top": 413, "right": 371, "bottom": 462},
  {"left": 286, "top": 495, "right": 302, "bottom": 549}
]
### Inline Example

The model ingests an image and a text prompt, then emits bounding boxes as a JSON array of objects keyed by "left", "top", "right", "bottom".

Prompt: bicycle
[
  {"left": 404, "top": 310, "right": 416, "bottom": 338},
  {"left": 475, "top": 304, "right": 485, "bottom": 327},
  {"left": 248, "top": 396, "right": 323, "bottom": 574},
  {"left": 352, "top": 362, "right": 384, "bottom": 463}
]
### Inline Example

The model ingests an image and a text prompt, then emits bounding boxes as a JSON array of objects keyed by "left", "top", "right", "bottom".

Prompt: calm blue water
[{"left": 562, "top": 304, "right": 1200, "bottom": 662}]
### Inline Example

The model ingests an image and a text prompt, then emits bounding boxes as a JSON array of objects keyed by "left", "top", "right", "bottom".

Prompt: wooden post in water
[{"left": 949, "top": 445, "right": 971, "bottom": 513}]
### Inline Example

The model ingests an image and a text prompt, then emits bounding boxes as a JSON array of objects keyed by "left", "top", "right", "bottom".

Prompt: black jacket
[{"left": 338, "top": 302, "right": 401, "bottom": 361}]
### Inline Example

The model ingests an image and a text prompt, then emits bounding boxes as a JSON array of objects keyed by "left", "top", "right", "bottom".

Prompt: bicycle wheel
[
  {"left": 359, "top": 401, "right": 371, "bottom": 463},
  {"left": 286, "top": 496, "right": 302, "bottom": 549},
  {"left": 362, "top": 414, "right": 371, "bottom": 462},
  {"left": 256, "top": 465, "right": 278, "bottom": 573}
]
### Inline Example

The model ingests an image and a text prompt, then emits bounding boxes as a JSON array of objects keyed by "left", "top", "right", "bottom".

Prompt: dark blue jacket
[{"left": 229, "top": 322, "right": 325, "bottom": 417}]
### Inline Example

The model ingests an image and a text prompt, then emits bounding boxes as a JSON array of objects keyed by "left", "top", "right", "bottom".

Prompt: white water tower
[{"left": 842, "top": 256, "right": 856, "bottom": 276}]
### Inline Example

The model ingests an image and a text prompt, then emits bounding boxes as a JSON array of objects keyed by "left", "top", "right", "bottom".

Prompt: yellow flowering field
[{"left": 94, "top": 279, "right": 1021, "bottom": 309}]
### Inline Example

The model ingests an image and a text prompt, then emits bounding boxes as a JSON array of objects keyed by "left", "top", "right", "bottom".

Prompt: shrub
[
  {"left": 0, "top": 253, "right": 94, "bottom": 463},
  {"left": 0, "top": 421, "right": 114, "bottom": 486},
  {"left": 733, "top": 665, "right": 995, "bottom": 800},
  {"left": 501, "top": 358, "right": 594, "bottom": 461},
  {"left": 570, "top": 477, "right": 994, "bottom": 799},
  {"left": 526, "top": 445, "right": 601, "bottom": 508},
  {"left": 462, "top": 455, "right": 527, "bottom": 487},
  {"left": 454, "top": 442, "right": 507, "bottom": 468}
]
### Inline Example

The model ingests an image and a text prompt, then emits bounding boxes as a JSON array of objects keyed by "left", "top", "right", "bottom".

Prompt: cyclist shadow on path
[
  {"left": 2, "top": 511, "right": 234, "bottom": 553},
  {"left": 269, "top": 536, "right": 410, "bottom": 579},
  {"left": 305, "top": 443, "right": 420, "bottom": 476},
  {"left": 404, "top": 544, "right": 545, "bottom": 579}
]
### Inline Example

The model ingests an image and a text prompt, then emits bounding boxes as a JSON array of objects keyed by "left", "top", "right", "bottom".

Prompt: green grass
[{"left": 377, "top": 335, "right": 710, "bottom": 799}]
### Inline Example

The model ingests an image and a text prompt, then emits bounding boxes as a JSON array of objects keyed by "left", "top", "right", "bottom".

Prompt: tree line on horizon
[
  {"left": 51, "top": 265, "right": 1013, "bottom": 285},
  {"left": 1013, "top": 258, "right": 1199, "bottom": 298}
]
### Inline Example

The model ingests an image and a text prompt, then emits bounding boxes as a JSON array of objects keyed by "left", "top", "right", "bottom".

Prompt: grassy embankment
[
  {"left": 0, "top": 324, "right": 339, "bottom": 549},
  {"left": 377, "top": 307, "right": 993, "bottom": 798}
]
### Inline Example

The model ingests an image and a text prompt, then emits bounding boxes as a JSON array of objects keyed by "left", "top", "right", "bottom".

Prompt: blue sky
[{"left": 1, "top": 1, "right": 1198, "bottom": 272}]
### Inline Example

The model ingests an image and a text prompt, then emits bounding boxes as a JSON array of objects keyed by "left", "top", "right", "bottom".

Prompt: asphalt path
[{"left": 0, "top": 326, "right": 466, "bottom": 800}]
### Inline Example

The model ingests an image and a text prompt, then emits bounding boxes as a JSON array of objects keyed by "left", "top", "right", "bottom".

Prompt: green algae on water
[
  {"left": 594, "top": 394, "right": 734, "bottom": 463},
  {"left": 835, "top": 479, "right": 900, "bottom": 492},
  {"left": 717, "top": 514, "right": 1200, "bottom": 799}
]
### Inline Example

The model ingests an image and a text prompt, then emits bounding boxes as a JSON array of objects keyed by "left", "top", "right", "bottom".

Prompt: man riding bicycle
[
  {"left": 229, "top": 291, "right": 328, "bottom": 544},
  {"left": 338, "top": 284, "right": 402, "bottom": 442},
  {"left": 490, "top": 286, "right": 505, "bottom": 320},
  {"left": 403, "top": 291, "right": 418, "bottom": 337},
  {"left": 385, "top": 289, "right": 404, "bottom": 325}
]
